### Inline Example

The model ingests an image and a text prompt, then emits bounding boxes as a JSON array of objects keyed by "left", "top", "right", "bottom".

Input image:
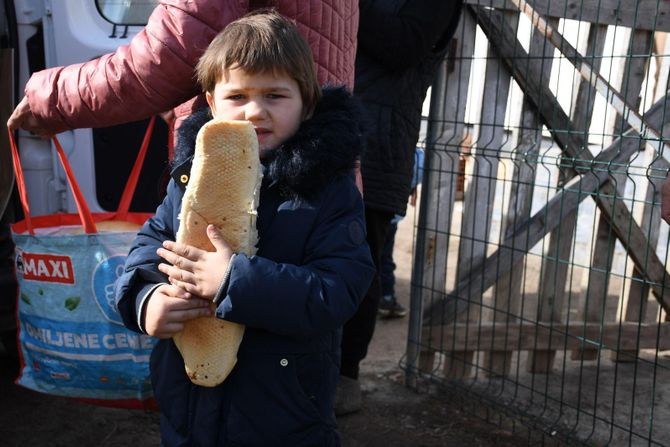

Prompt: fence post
[{"left": 405, "top": 9, "right": 476, "bottom": 386}]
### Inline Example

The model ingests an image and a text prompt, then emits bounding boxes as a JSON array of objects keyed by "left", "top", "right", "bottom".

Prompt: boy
[{"left": 114, "top": 10, "right": 374, "bottom": 446}]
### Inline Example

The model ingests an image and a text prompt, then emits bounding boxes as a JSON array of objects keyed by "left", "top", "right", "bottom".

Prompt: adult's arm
[
  {"left": 357, "top": 0, "right": 461, "bottom": 71},
  {"left": 23, "top": 1, "right": 245, "bottom": 134}
]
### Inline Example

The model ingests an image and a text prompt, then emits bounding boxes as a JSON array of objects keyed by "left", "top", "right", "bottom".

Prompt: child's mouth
[{"left": 254, "top": 128, "right": 271, "bottom": 141}]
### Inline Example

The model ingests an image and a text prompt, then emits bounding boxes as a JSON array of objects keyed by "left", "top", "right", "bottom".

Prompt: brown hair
[{"left": 196, "top": 9, "right": 321, "bottom": 116}]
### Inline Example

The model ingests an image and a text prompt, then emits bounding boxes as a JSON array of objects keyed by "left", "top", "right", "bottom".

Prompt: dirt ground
[{"left": 0, "top": 213, "right": 525, "bottom": 446}]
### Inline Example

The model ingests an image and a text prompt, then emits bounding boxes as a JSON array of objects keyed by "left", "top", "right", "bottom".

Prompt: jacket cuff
[
  {"left": 213, "top": 254, "right": 237, "bottom": 306},
  {"left": 135, "top": 283, "right": 165, "bottom": 334}
]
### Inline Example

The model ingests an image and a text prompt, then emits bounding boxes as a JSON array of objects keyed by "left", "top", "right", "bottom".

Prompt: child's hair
[{"left": 196, "top": 9, "right": 322, "bottom": 116}]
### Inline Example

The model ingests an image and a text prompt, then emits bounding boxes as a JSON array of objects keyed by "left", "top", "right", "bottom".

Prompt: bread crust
[{"left": 173, "top": 119, "right": 262, "bottom": 387}]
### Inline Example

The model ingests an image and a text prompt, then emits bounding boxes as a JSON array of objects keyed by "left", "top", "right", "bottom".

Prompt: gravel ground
[{"left": 0, "top": 210, "right": 526, "bottom": 446}]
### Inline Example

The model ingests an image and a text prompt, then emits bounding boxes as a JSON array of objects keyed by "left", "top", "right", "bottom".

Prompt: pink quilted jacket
[{"left": 24, "top": 0, "right": 358, "bottom": 134}]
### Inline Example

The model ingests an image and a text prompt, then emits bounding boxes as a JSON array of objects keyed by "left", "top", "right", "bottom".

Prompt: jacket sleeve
[
  {"left": 357, "top": 0, "right": 462, "bottom": 71},
  {"left": 115, "top": 180, "right": 180, "bottom": 333},
  {"left": 24, "top": 0, "right": 246, "bottom": 133},
  {"left": 215, "top": 177, "right": 375, "bottom": 338}
]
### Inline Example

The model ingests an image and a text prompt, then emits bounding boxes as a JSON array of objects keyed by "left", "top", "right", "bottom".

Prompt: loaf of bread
[{"left": 172, "top": 119, "right": 262, "bottom": 387}]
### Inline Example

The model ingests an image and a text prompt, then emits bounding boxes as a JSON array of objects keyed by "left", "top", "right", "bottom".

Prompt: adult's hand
[
  {"left": 6, "top": 96, "right": 51, "bottom": 138},
  {"left": 662, "top": 175, "right": 670, "bottom": 224}
]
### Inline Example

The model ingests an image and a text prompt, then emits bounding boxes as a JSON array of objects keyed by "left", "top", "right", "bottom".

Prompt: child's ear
[{"left": 206, "top": 91, "right": 216, "bottom": 114}]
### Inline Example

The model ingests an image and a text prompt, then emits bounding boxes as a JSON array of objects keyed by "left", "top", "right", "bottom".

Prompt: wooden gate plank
[
  {"left": 613, "top": 33, "right": 666, "bottom": 362},
  {"left": 422, "top": 129, "right": 651, "bottom": 324},
  {"left": 463, "top": 0, "right": 670, "bottom": 33},
  {"left": 487, "top": 15, "right": 557, "bottom": 377},
  {"left": 574, "top": 30, "right": 654, "bottom": 361},
  {"left": 405, "top": 10, "right": 477, "bottom": 383},
  {"left": 424, "top": 321, "right": 670, "bottom": 351},
  {"left": 470, "top": 6, "right": 670, "bottom": 311},
  {"left": 508, "top": 0, "right": 670, "bottom": 160},
  {"left": 610, "top": 163, "right": 666, "bottom": 362},
  {"left": 529, "top": 22, "right": 609, "bottom": 373},
  {"left": 449, "top": 9, "right": 517, "bottom": 379},
  {"left": 423, "top": 6, "right": 670, "bottom": 325}
]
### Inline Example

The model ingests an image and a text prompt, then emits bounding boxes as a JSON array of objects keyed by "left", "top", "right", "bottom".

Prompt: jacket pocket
[{"left": 226, "top": 353, "right": 327, "bottom": 446}]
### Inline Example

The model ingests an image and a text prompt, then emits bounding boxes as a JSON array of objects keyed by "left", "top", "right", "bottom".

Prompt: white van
[{"left": 0, "top": 0, "right": 169, "bottom": 354}]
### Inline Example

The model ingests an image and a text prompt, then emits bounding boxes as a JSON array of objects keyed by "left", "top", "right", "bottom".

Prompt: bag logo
[
  {"left": 92, "top": 255, "right": 127, "bottom": 326},
  {"left": 16, "top": 251, "right": 75, "bottom": 284}
]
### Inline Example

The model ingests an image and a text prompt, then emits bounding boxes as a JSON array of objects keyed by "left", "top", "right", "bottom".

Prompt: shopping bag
[{"left": 8, "top": 119, "right": 157, "bottom": 409}]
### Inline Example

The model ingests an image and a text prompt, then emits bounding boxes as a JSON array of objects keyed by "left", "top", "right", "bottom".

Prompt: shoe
[
  {"left": 378, "top": 295, "right": 407, "bottom": 318},
  {"left": 334, "top": 375, "right": 361, "bottom": 416}
]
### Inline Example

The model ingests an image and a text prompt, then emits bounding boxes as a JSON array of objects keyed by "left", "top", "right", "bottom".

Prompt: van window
[{"left": 95, "top": 0, "right": 159, "bottom": 26}]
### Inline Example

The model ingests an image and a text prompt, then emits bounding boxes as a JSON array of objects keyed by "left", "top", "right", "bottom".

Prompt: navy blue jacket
[{"left": 115, "top": 88, "right": 374, "bottom": 446}]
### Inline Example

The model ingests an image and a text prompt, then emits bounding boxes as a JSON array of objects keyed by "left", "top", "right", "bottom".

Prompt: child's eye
[
  {"left": 266, "top": 93, "right": 284, "bottom": 99},
  {"left": 226, "top": 94, "right": 245, "bottom": 100}
]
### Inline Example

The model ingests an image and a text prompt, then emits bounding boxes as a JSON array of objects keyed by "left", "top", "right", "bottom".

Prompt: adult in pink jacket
[{"left": 7, "top": 0, "right": 358, "bottom": 136}]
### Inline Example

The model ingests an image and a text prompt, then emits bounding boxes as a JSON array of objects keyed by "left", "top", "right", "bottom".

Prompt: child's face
[{"left": 206, "top": 67, "right": 304, "bottom": 159}]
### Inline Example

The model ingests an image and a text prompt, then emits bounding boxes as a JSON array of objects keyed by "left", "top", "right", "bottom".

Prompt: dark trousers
[
  {"left": 380, "top": 220, "right": 398, "bottom": 297},
  {"left": 340, "top": 207, "right": 393, "bottom": 379}
]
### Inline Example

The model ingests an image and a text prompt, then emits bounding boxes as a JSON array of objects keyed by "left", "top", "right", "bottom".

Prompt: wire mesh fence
[{"left": 403, "top": 1, "right": 670, "bottom": 445}]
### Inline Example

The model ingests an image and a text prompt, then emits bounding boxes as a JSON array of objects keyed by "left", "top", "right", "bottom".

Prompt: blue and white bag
[{"left": 9, "top": 121, "right": 157, "bottom": 408}]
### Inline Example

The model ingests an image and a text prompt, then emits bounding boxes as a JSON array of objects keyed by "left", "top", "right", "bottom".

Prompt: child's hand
[
  {"left": 157, "top": 225, "right": 234, "bottom": 301},
  {"left": 144, "top": 284, "right": 211, "bottom": 339}
]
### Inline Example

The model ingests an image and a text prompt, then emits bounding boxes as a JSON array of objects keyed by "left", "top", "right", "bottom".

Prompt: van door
[
  {"left": 8, "top": 0, "right": 166, "bottom": 218},
  {"left": 0, "top": 0, "right": 166, "bottom": 346},
  {"left": 1, "top": 0, "right": 16, "bottom": 217}
]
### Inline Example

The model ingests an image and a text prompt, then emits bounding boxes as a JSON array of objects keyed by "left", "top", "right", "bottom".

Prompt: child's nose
[{"left": 244, "top": 100, "right": 266, "bottom": 120}]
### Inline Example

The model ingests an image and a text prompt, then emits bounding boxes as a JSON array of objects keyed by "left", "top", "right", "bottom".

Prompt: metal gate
[{"left": 404, "top": 1, "right": 670, "bottom": 445}]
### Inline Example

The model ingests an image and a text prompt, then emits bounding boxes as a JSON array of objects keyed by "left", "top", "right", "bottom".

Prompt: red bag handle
[
  {"left": 8, "top": 129, "right": 98, "bottom": 234},
  {"left": 116, "top": 115, "right": 156, "bottom": 220},
  {"left": 8, "top": 126, "right": 34, "bottom": 235},
  {"left": 51, "top": 136, "right": 97, "bottom": 233},
  {"left": 8, "top": 116, "right": 156, "bottom": 234}
]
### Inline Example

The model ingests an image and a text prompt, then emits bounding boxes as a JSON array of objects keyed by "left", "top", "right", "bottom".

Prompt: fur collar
[{"left": 172, "top": 87, "right": 365, "bottom": 201}]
